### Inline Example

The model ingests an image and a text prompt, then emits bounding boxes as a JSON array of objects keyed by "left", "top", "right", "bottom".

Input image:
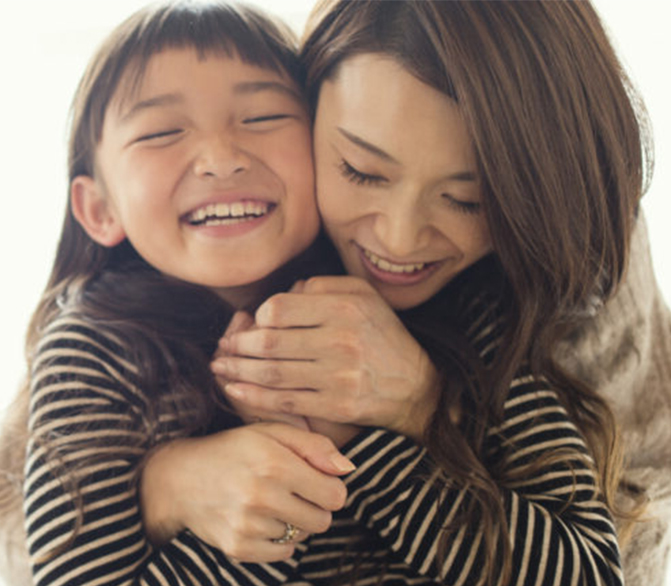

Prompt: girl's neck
[{"left": 210, "top": 232, "right": 343, "bottom": 312}]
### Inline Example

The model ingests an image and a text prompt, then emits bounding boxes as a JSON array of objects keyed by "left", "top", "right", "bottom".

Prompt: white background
[{"left": 0, "top": 1, "right": 668, "bottom": 584}]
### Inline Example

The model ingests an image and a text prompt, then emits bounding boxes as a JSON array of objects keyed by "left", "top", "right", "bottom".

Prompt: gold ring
[{"left": 272, "top": 522, "right": 299, "bottom": 544}]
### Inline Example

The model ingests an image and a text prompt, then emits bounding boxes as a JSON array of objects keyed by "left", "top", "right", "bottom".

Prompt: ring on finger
[{"left": 272, "top": 522, "right": 299, "bottom": 544}]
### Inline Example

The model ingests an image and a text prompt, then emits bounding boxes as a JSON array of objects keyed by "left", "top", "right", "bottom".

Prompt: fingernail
[
  {"left": 211, "top": 359, "right": 227, "bottom": 374},
  {"left": 330, "top": 452, "right": 356, "bottom": 474}
]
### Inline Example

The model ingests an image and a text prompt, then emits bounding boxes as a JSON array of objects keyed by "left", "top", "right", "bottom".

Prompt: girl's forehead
[{"left": 106, "top": 48, "right": 300, "bottom": 123}]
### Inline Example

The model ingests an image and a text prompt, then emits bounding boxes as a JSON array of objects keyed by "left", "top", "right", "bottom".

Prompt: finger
[
  {"left": 212, "top": 356, "right": 322, "bottom": 390},
  {"left": 255, "top": 292, "right": 332, "bottom": 328},
  {"left": 255, "top": 280, "right": 381, "bottom": 329},
  {"left": 255, "top": 422, "right": 356, "bottom": 477},
  {"left": 229, "top": 400, "right": 310, "bottom": 430},
  {"left": 288, "top": 279, "right": 306, "bottom": 293},
  {"left": 301, "top": 275, "right": 377, "bottom": 295},
  {"left": 224, "top": 310, "right": 255, "bottom": 338},
  {"left": 216, "top": 312, "right": 256, "bottom": 360},
  {"left": 224, "top": 327, "right": 325, "bottom": 360},
  {"left": 227, "top": 385, "right": 343, "bottom": 426}
]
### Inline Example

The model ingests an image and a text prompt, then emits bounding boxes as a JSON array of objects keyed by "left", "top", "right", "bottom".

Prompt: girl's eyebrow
[
  {"left": 233, "top": 80, "right": 303, "bottom": 103},
  {"left": 120, "top": 93, "right": 183, "bottom": 124}
]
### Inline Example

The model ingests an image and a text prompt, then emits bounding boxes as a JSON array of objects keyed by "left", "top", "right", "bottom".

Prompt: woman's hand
[
  {"left": 215, "top": 311, "right": 309, "bottom": 430},
  {"left": 140, "top": 423, "right": 355, "bottom": 562},
  {"left": 212, "top": 276, "right": 440, "bottom": 442}
]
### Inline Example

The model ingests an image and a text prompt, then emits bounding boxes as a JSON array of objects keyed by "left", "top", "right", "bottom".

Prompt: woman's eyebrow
[
  {"left": 119, "top": 93, "right": 183, "bottom": 124},
  {"left": 337, "top": 127, "right": 399, "bottom": 164}
]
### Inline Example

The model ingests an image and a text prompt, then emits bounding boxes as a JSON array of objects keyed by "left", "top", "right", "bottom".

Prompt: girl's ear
[{"left": 70, "top": 175, "right": 126, "bottom": 247}]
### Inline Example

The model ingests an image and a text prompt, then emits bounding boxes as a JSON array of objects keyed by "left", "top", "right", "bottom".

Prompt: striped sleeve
[
  {"left": 23, "top": 317, "right": 301, "bottom": 586},
  {"left": 341, "top": 377, "right": 623, "bottom": 586}
]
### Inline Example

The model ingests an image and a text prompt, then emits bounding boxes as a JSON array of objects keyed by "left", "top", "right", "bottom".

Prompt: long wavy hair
[
  {"left": 301, "top": 1, "right": 652, "bottom": 583},
  {"left": 0, "top": 0, "right": 321, "bottom": 555}
]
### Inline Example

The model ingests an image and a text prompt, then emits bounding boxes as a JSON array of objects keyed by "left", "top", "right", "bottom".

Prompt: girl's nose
[{"left": 193, "top": 134, "right": 251, "bottom": 178}]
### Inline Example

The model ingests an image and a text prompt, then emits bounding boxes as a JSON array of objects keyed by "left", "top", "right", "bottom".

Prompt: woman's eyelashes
[
  {"left": 338, "top": 158, "right": 386, "bottom": 186},
  {"left": 442, "top": 193, "right": 482, "bottom": 215},
  {"left": 338, "top": 157, "right": 482, "bottom": 214}
]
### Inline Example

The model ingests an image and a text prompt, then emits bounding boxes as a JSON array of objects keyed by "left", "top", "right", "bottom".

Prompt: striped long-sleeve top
[{"left": 23, "top": 290, "right": 623, "bottom": 585}]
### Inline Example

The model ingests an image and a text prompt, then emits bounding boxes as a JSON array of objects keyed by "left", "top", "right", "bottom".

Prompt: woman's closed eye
[
  {"left": 442, "top": 192, "right": 482, "bottom": 215},
  {"left": 338, "top": 158, "right": 387, "bottom": 186}
]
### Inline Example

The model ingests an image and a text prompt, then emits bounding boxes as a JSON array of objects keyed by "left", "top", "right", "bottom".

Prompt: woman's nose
[
  {"left": 372, "top": 201, "right": 431, "bottom": 258},
  {"left": 193, "top": 134, "right": 251, "bottom": 178}
]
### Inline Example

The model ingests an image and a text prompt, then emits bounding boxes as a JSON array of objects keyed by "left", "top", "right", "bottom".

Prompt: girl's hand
[
  {"left": 140, "top": 423, "right": 355, "bottom": 562},
  {"left": 212, "top": 276, "right": 440, "bottom": 443}
]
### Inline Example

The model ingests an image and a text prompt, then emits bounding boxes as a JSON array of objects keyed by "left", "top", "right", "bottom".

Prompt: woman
[{"left": 149, "top": 1, "right": 651, "bottom": 584}]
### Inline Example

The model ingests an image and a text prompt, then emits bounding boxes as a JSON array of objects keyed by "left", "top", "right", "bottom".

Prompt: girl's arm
[
  {"left": 337, "top": 379, "right": 622, "bottom": 585},
  {"left": 24, "top": 317, "right": 345, "bottom": 586}
]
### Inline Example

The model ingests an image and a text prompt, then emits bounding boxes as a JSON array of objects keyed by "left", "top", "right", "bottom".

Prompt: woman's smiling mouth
[{"left": 357, "top": 244, "right": 440, "bottom": 286}]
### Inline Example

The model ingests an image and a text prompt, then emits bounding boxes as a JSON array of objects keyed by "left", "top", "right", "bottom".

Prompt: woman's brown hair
[{"left": 302, "top": 1, "right": 652, "bottom": 583}]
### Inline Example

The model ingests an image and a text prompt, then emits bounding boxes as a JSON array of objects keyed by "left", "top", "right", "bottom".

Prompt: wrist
[
  {"left": 398, "top": 358, "right": 441, "bottom": 443},
  {"left": 140, "top": 440, "right": 188, "bottom": 545}
]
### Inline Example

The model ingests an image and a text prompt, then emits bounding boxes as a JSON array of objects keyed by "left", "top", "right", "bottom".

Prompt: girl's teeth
[
  {"left": 188, "top": 201, "right": 269, "bottom": 224},
  {"left": 364, "top": 250, "right": 426, "bottom": 273}
]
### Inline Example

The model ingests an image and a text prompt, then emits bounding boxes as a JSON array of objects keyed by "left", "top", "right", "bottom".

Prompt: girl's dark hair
[
  {"left": 302, "top": 1, "right": 652, "bottom": 583},
  {"left": 0, "top": 0, "right": 310, "bottom": 550}
]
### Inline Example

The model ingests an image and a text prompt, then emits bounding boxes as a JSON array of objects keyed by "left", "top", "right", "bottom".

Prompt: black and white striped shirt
[{"left": 24, "top": 295, "right": 622, "bottom": 585}]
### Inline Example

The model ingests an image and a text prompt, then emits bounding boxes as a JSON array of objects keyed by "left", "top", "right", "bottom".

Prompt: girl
[
  {"left": 3, "top": 2, "right": 357, "bottom": 585},
  {"left": 147, "top": 1, "right": 650, "bottom": 585}
]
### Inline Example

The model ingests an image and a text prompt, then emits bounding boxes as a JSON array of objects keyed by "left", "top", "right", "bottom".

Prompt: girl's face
[
  {"left": 74, "top": 48, "right": 318, "bottom": 302},
  {"left": 314, "top": 54, "right": 492, "bottom": 310}
]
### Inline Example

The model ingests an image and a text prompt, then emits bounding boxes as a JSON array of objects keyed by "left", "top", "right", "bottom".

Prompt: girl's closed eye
[
  {"left": 243, "top": 113, "right": 291, "bottom": 124},
  {"left": 338, "top": 158, "right": 386, "bottom": 186},
  {"left": 135, "top": 128, "right": 184, "bottom": 144}
]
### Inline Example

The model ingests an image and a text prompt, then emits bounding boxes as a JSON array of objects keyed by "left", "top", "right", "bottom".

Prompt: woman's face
[{"left": 314, "top": 54, "right": 492, "bottom": 310}]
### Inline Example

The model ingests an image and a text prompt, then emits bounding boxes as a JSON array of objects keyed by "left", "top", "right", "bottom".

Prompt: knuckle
[
  {"left": 338, "top": 398, "right": 359, "bottom": 421},
  {"left": 260, "top": 363, "right": 283, "bottom": 386},
  {"left": 258, "top": 330, "right": 279, "bottom": 353},
  {"left": 278, "top": 397, "right": 297, "bottom": 414},
  {"left": 313, "top": 511, "right": 333, "bottom": 534},
  {"left": 333, "top": 331, "right": 364, "bottom": 359},
  {"left": 332, "top": 298, "right": 362, "bottom": 322},
  {"left": 303, "top": 276, "right": 326, "bottom": 293},
  {"left": 257, "top": 295, "right": 285, "bottom": 325}
]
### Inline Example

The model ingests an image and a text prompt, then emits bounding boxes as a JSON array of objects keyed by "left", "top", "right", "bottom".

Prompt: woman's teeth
[
  {"left": 187, "top": 201, "right": 270, "bottom": 225},
  {"left": 363, "top": 249, "right": 426, "bottom": 273}
]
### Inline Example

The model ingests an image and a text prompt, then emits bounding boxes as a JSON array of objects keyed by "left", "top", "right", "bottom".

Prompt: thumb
[{"left": 216, "top": 311, "right": 255, "bottom": 358}]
